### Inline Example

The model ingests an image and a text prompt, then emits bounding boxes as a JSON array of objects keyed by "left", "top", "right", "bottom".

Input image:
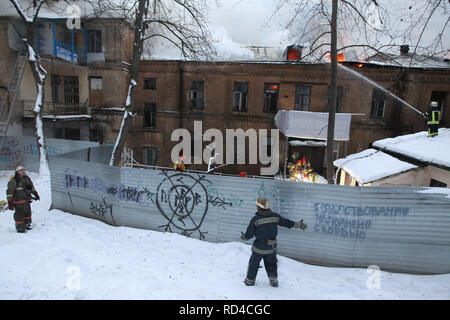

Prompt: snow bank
[{"left": 1, "top": 171, "right": 449, "bottom": 299}]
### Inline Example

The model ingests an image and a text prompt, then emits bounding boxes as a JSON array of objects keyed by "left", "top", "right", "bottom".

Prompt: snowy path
[{"left": 0, "top": 171, "right": 449, "bottom": 300}]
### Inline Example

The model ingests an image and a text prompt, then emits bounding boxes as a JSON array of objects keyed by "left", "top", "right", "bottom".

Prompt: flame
[{"left": 327, "top": 53, "right": 346, "bottom": 62}]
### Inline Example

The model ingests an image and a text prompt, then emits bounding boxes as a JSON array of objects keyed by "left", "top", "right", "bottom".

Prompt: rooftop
[
  {"left": 334, "top": 149, "right": 417, "bottom": 184},
  {"left": 372, "top": 128, "right": 450, "bottom": 170}
]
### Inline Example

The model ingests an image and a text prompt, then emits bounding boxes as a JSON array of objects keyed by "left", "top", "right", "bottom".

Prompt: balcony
[
  {"left": 35, "top": 19, "right": 88, "bottom": 64},
  {"left": 21, "top": 100, "right": 89, "bottom": 117},
  {"left": 54, "top": 41, "right": 86, "bottom": 64}
]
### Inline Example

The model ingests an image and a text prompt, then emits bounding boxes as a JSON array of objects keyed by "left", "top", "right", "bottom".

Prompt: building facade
[{"left": 1, "top": 13, "right": 449, "bottom": 177}]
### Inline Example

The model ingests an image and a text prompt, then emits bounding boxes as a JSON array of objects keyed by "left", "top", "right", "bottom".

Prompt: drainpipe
[{"left": 52, "top": 22, "right": 56, "bottom": 57}]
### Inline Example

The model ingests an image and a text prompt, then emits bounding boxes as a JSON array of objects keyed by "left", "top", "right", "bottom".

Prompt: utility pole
[{"left": 326, "top": 0, "right": 338, "bottom": 184}]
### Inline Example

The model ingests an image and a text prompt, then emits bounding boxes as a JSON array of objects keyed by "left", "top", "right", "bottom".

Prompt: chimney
[{"left": 400, "top": 45, "right": 409, "bottom": 56}]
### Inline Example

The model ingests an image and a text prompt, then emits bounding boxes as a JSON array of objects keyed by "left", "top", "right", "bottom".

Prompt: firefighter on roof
[
  {"left": 424, "top": 101, "right": 440, "bottom": 137},
  {"left": 6, "top": 165, "right": 40, "bottom": 233},
  {"left": 241, "top": 197, "right": 307, "bottom": 287}
]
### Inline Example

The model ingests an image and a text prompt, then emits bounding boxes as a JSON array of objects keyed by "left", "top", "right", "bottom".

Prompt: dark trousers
[
  {"left": 428, "top": 124, "right": 438, "bottom": 137},
  {"left": 246, "top": 252, "right": 278, "bottom": 283},
  {"left": 14, "top": 202, "right": 32, "bottom": 232}
]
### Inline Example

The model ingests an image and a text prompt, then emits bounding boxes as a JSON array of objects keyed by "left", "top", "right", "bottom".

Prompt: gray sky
[{"left": 208, "top": 0, "right": 449, "bottom": 58}]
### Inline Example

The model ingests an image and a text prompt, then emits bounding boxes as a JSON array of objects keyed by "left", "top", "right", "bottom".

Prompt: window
[
  {"left": 87, "top": 30, "right": 102, "bottom": 53},
  {"left": 52, "top": 75, "right": 62, "bottom": 103},
  {"left": 144, "top": 103, "right": 156, "bottom": 128},
  {"left": 295, "top": 85, "right": 311, "bottom": 111},
  {"left": 233, "top": 82, "right": 248, "bottom": 112},
  {"left": 56, "top": 128, "right": 81, "bottom": 140},
  {"left": 90, "top": 128, "right": 103, "bottom": 144},
  {"left": 63, "top": 76, "right": 79, "bottom": 105},
  {"left": 263, "top": 83, "right": 279, "bottom": 113},
  {"left": 326, "top": 86, "right": 343, "bottom": 112},
  {"left": 430, "top": 91, "right": 447, "bottom": 120},
  {"left": 430, "top": 179, "right": 447, "bottom": 188},
  {"left": 143, "top": 147, "right": 157, "bottom": 166},
  {"left": 188, "top": 81, "right": 204, "bottom": 109},
  {"left": 89, "top": 77, "right": 102, "bottom": 90},
  {"left": 143, "top": 78, "right": 157, "bottom": 90},
  {"left": 370, "top": 88, "right": 386, "bottom": 119}
]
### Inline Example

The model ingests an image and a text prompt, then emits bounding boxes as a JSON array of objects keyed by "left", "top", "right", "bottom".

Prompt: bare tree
[
  {"left": 84, "top": 0, "right": 215, "bottom": 166},
  {"left": 9, "top": 0, "right": 50, "bottom": 177},
  {"left": 270, "top": 0, "right": 449, "bottom": 183}
]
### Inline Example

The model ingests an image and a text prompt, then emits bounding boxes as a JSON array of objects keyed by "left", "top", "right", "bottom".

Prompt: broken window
[
  {"left": 188, "top": 81, "right": 204, "bottom": 109},
  {"left": 143, "top": 147, "right": 157, "bottom": 166},
  {"left": 233, "top": 82, "right": 248, "bottom": 112},
  {"left": 370, "top": 88, "right": 385, "bottom": 119},
  {"left": 56, "top": 127, "right": 81, "bottom": 140},
  {"left": 263, "top": 83, "right": 279, "bottom": 113},
  {"left": 144, "top": 103, "right": 156, "bottom": 128},
  {"left": 143, "top": 78, "right": 157, "bottom": 90},
  {"left": 326, "top": 86, "right": 343, "bottom": 113},
  {"left": 89, "top": 77, "right": 102, "bottom": 90},
  {"left": 63, "top": 76, "right": 79, "bottom": 105},
  {"left": 430, "top": 91, "right": 447, "bottom": 120},
  {"left": 87, "top": 30, "right": 102, "bottom": 53},
  {"left": 295, "top": 85, "right": 311, "bottom": 111}
]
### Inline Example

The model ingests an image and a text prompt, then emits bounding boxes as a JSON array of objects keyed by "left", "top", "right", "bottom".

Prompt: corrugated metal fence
[
  {"left": 50, "top": 146, "right": 450, "bottom": 274},
  {"left": 0, "top": 136, "right": 99, "bottom": 172}
]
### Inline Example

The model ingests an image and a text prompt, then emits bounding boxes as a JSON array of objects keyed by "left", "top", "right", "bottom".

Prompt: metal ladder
[{"left": 0, "top": 52, "right": 28, "bottom": 151}]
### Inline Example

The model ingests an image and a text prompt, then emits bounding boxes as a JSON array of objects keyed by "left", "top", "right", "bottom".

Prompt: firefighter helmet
[
  {"left": 430, "top": 101, "right": 438, "bottom": 108},
  {"left": 255, "top": 197, "right": 269, "bottom": 209}
]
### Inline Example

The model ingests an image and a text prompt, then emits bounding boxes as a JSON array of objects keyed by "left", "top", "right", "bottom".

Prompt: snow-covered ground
[{"left": 1, "top": 171, "right": 449, "bottom": 300}]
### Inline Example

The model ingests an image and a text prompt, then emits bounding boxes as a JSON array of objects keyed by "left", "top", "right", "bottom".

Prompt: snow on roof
[
  {"left": 366, "top": 53, "right": 450, "bottom": 69},
  {"left": 0, "top": 0, "right": 124, "bottom": 20},
  {"left": 372, "top": 128, "right": 450, "bottom": 169},
  {"left": 334, "top": 148, "right": 417, "bottom": 184},
  {"left": 290, "top": 140, "right": 327, "bottom": 147}
]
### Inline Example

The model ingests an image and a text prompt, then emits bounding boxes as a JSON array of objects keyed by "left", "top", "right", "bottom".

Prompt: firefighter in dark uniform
[
  {"left": 6, "top": 165, "right": 40, "bottom": 233},
  {"left": 241, "top": 197, "right": 307, "bottom": 287},
  {"left": 424, "top": 101, "right": 440, "bottom": 137}
]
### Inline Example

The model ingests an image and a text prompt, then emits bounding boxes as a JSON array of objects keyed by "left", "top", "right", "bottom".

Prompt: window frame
[
  {"left": 87, "top": 29, "right": 102, "bottom": 53},
  {"left": 233, "top": 81, "right": 249, "bottom": 112},
  {"left": 326, "top": 86, "right": 343, "bottom": 113},
  {"left": 295, "top": 85, "right": 311, "bottom": 111},
  {"left": 143, "top": 103, "right": 156, "bottom": 128},
  {"left": 63, "top": 76, "right": 80, "bottom": 105},
  {"left": 370, "top": 88, "right": 386, "bottom": 119},
  {"left": 142, "top": 147, "right": 157, "bottom": 166},
  {"left": 189, "top": 80, "right": 204, "bottom": 110},
  {"left": 263, "top": 83, "right": 280, "bottom": 113},
  {"left": 143, "top": 77, "right": 157, "bottom": 90}
]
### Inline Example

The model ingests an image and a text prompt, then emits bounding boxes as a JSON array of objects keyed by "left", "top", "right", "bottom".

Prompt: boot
[
  {"left": 26, "top": 223, "right": 32, "bottom": 230},
  {"left": 270, "top": 278, "right": 278, "bottom": 287},
  {"left": 244, "top": 278, "right": 255, "bottom": 286}
]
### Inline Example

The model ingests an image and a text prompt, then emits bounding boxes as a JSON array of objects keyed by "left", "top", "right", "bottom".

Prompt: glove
[
  {"left": 240, "top": 232, "right": 246, "bottom": 240},
  {"left": 34, "top": 192, "right": 40, "bottom": 201},
  {"left": 8, "top": 200, "right": 14, "bottom": 210},
  {"left": 294, "top": 220, "right": 307, "bottom": 230}
]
